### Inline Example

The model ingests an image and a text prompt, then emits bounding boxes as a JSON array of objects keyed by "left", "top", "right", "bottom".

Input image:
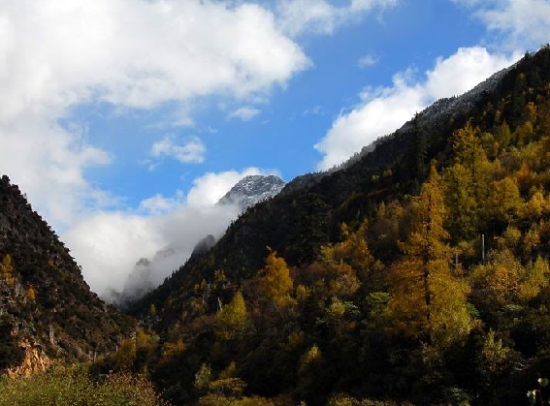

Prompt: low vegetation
[{"left": 0, "top": 366, "right": 169, "bottom": 406}]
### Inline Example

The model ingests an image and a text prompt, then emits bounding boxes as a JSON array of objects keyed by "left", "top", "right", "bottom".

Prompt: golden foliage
[
  {"left": 216, "top": 291, "right": 250, "bottom": 340},
  {"left": 257, "top": 252, "right": 295, "bottom": 309},
  {"left": 389, "top": 167, "right": 472, "bottom": 345},
  {"left": 1, "top": 254, "right": 15, "bottom": 287}
]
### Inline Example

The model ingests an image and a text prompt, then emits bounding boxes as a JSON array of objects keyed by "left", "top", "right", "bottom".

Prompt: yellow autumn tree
[
  {"left": 443, "top": 124, "right": 494, "bottom": 241},
  {"left": 518, "top": 256, "right": 550, "bottom": 302},
  {"left": 321, "top": 221, "right": 377, "bottom": 292},
  {"left": 389, "top": 166, "right": 472, "bottom": 346},
  {"left": 0, "top": 254, "right": 14, "bottom": 287},
  {"left": 470, "top": 249, "right": 522, "bottom": 311},
  {"left": 216, "top": 291, "right": 250, "bottom": 340},
  {"left": 257, "top": 251, "right": 295, "bottom": 309},
  {"left": 26, "top": 286, "right": 36, "bottom": 303},
  {"left": 488, "top": 177, "right": 522, "bottom": 225},
  {"left": 322, "top": 221, "right": 373, "bottom": 276}
]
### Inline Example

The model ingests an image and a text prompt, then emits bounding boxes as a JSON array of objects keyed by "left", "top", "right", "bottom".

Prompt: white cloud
[
  {"left": 150, "top": 135, "right": 206, "bottom": 165},
  {"left": 0, "top": 0, "right": 309, "bottom": 231},
  {"left": 227, "top": 106, "right": 261, "bottom": 121},
  {"left": 63, "top": 167, "right": 277, "bottom": 296},
  {"left": 0, "top": 116, "right": 114, "bottom": 227},
  {"left": 453, "top": 0, "right": 550, "bottom": 51},
  {"left": 0, "top": 0, "right": 309, "bottom": 117},
  {"left": 63, "top": 212, "right": 166, "bottom": 295},
  {"left": 276, "top": 0, "right": 399, "bottom": 36},
  {"left": 138, "top": 191, "right": 185, "bottom": 215},
  {"left": 358, "top": 54, "right": 379, "bottom": 68},
  {"left": 315, "top": 46, "right": 517, "bottom": 170},
  {"left": 425, "top": 47, "right": 514, "bottom": 99}
]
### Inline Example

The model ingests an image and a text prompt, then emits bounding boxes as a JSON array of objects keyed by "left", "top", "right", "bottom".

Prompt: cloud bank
[
  {"left": 64, "top": 167, "right": 273, "bottom": 297},
  {"left": 0, "top": 0, "right": 309, "bottom": 229}
]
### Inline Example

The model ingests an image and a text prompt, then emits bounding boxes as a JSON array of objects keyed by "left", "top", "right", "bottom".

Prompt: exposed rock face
[
  {"left": 218, "top": 175, "right": 286, "bottom": 209},
  {"left": 7, "top": 339, "right": 50, "bottom": 378},
  {"left": 0, "top": 175, "right": 134, "bottom": 370}
]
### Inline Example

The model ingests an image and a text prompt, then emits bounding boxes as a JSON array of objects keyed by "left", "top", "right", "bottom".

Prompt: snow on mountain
[{"left": 218, "top": 175, "right": 286, "bottom": 209}]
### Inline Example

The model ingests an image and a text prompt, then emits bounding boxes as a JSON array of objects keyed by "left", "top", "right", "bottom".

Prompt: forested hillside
[
  {"left": 0, "top": 176, "right": 135, "bottom": 373},
  {"left": 4, "top": 46, "right": 550, "bottom": 406},
  {"left": 101, "top": 46, "right": 550, "bottom": 405}
]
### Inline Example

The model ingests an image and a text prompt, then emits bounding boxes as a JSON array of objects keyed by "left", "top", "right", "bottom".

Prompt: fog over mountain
[{"left": 109, "top": 174, "right": 285, "bottom": 305}]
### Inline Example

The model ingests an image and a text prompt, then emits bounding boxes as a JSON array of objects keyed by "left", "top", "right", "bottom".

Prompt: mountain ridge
[
  {"left": 218, "top": 174, "right": 286, "bottom": 208},
  {"left": 0, "top": 175, "right": 135, "bottom": 373},
  {"left": 137, "top": 49, "right": 550, "bottom": 322},
  {"left": 119, "top": 46, "right": 550, "bottom": 405},
  {"left": 112, "top": 174, "right": 286, "bottom": 307}
]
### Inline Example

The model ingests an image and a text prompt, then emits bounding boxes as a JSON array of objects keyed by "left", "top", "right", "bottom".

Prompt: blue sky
[{"left": 0, "top": 0, "right": 548, "bottom": 295}]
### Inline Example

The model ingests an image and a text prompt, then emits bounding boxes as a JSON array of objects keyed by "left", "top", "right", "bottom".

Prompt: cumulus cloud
[
  {"left": 150, "top": 135, "right": 206, "bottom": 165},
  {"left": 227, "top": 107, "right": 261, "bottom": 121},
  {"left": 276, "top": 0, "right": 399, "bottom": 36},
  {"left": 63, "top": 167, "right": 277, "bottom": 296},
  {"left": 0, "top": 0, "right": 309, "bottom": 230},
  {"left": 315, "top": 47, "right": 517, "bottom": 170},
  {"left": 0, "top": 117, "right": 114, "bottom": 227},
  {"left": 452, "top": 0, "right": 550, "bottom": 51},
  {"left": 138, "top": 191, "right": 185, "bottom": 215}
]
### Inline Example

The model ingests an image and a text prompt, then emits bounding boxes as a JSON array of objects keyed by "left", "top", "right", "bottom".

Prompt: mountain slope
[
  {"left": 112, "top": 175, "right": 286, "bottom": 307},
  {"left": 0, "top": 176, "right": 134, "bottom": 372},
  {"left": 137, "top": 48, "right": 550, "bottom": 321},
  {"left": 127, "top": 46, "right": 550, "bottom": 405}
]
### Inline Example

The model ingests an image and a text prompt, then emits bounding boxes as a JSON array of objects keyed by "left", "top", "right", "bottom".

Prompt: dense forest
[
  {"left": 3, "top": 46, "right": 550, "bottom": 405},
  {"left": 120, "top": 45, "right": 550, "bottom": 405}
]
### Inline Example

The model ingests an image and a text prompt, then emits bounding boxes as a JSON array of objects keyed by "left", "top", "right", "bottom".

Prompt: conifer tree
[
  {"left": 444, "top": 124, "right": 493, "bottom": 241},
  {"left": 389, "top": 166, "right": 472, "bottom": 346}
]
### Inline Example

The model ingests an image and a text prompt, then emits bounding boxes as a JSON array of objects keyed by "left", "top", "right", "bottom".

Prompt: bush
[{"left": 0, "top": 366, "right": 170, "bottom": 406}]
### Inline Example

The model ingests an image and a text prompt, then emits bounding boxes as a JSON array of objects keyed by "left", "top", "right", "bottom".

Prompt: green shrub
[{"left": 0, "top": 366, "right": 169, "bottom": 406}]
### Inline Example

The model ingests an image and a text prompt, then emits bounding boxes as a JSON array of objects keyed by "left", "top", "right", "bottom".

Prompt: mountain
[
  {"left": 218, "top": 174, "right": 286, "bottom": 208},
  {"left": 134, "top": 50, "right": 531, "bottom": 322},
  {"left": 136, "top": 48, "right": 549, "bottom": 317},
  {"left": 0, "top": 175, "right": 134, "bottom": 374},
  {"left": 122, "top": 46, "right": 550, "bottom": 405},
  {"left": 112, "top": 175, "right": 286, "bottom": 307}
]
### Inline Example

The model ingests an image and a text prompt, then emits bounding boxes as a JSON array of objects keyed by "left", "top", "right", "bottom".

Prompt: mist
[
  {"left": 63, "top": 202, "right": 241, "bottom": 301},
  {"left": 62, "top": 168, "right": 271, "bottom": 301}
]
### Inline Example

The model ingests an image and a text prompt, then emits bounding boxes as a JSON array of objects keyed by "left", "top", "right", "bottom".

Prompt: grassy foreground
[{"left": 0, "top": 366, "right": 169, "bottom": 406}]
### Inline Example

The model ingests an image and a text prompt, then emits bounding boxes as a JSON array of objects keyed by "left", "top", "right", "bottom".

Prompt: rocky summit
[{"left": 218, "top": 174, "right": 286, "bottom": 209}]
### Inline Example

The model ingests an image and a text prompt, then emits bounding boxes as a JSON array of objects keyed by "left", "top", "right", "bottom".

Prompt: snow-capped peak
[{"left": 218, "top": 175, "right": 285, "bottom": 209}]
